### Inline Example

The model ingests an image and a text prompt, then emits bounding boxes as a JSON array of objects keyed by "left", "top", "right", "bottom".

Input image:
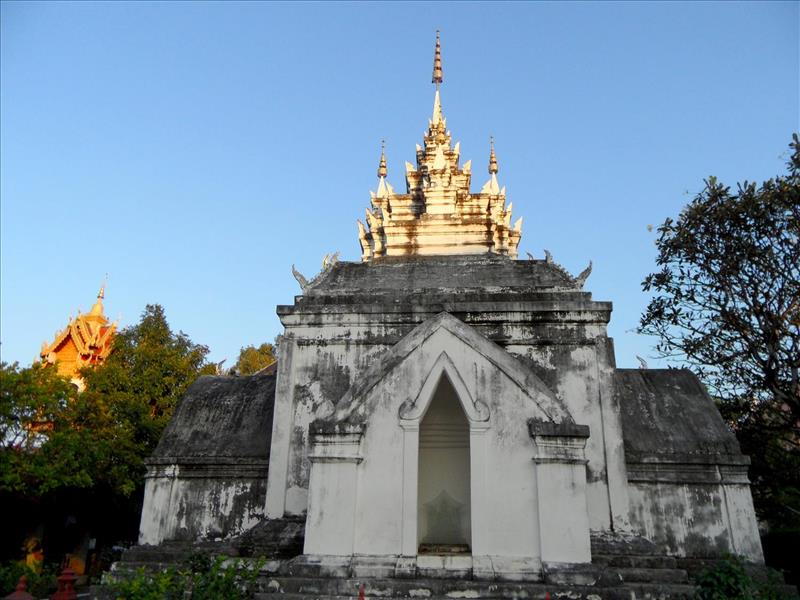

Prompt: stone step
[
  {"left": 109, "top": 560, "right": 176, "bottom": 573},
  {"left": 120, "top": 547, "right": 187, "bottom": 563},
  {"left": 119, "top": 540, "right": 236, "bottom": 564},
  {"left": 255, "top": 596, "right": 361, "bottom": 600},
  {"left": 592, "top": 553, "right": 678, "bottom": 569},
  {"left": 589, "top": 532, "right": 660, "bottom": 557},
  {"left": 615, "top": 567, "right": 689, "bottom": 584},
  {"left": 255, "top": 576, "right": 696, "bottom": 599},
  {"left": 255, "top": 587, "right": 697, "bottom": 600},
  {"left": 255, "top": 595, "right": 694, "bottom": 600},
  {"left": 257, "top": 597, "right": 545, "bottom": 600},
  {"left": 256, "top": 590, "right": 696, "bottom": 600}
]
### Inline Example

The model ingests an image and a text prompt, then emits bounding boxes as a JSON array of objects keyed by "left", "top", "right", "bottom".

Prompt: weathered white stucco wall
[
  {"left": 301, "top": 315, "right": 593, "bottom": 572},
  {"left": 139, "top": 461, "right": 267, "bottom": 546},
  {"left": 266, "top": 275, "right": 626, "bottom": 537},
  {"left": 627, "top": 468, "right": 763, "bottom": 562}
]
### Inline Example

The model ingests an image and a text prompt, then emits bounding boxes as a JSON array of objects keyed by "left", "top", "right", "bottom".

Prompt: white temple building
[{"left": 134, "top": 33, "right": 765, "bottom": 593}]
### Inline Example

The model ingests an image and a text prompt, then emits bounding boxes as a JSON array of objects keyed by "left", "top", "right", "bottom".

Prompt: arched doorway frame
[{"left": 398, "top": 351, "right": 491, "bottom": 557}]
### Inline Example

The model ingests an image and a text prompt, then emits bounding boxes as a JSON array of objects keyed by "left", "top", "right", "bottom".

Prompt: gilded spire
[
  {"left": 489, "top": 135, "right": 500, "bottom": 175},
  {"left": 488, "top": 136, "right": 499, "bottom": 174},
  {"left": 480, "top": 137, "right": 502, "bottom": 194},
  {"left": 377, "top": 140, "right": 387, "bottom": 179},
  {"left": 432, "top": 30, "right": 443, "bottom": 88},
  {"left": 88, "top": 278, "right": 107, "bottom": 318},
  {"left": 357, "top": 34, "right": 522, "bottom": 261}
]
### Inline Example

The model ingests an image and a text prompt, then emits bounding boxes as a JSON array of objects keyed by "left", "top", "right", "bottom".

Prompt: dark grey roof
[
  {"left": 614, "top": 369, "right": 745, "bottom": 463},
  {"left": 152, "top": 369, "right": 276, "bottom": 460},
  {"left": 307, "top": 255, "right": 578, "bottom": 297}
]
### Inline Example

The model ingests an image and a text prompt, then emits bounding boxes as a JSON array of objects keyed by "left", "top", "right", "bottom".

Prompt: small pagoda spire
[
  {"left": 88, "top": 278, "right": 107, "bottom": 317},
  {"left": 377, "top": 139, "right": 387, "bottom": 179},
  {"left": 488, "top": 136, "right": 499, "bottom": 174},
  {"left": 432, "top": 30, "right": 443, "bottom": 88}
]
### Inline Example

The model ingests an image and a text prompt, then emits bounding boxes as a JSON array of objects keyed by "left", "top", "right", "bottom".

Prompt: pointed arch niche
[
  {"left": 417, "top": 373, "right": 471, "bottom": 552},
  {"left": 398, "top": 352, "right": 490, "bottom": 557}
]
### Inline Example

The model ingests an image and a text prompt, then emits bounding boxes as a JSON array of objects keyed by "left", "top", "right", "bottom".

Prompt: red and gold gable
[{"left": 39, "top": 287, "right": 116, "bottom": 390}]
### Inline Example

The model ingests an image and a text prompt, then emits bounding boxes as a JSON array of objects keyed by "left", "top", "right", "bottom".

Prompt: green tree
[
  {"left": 81, "top": 304, "right": 216, "bottom": 463},
  {"left": 1, "top": 361, "right": 75, "bottom": 451},
  {"left": 1, "top": 358, "right": 154, "bottom": 498},
  {"left": 0, "top": 362, "right": 81, "bottom": 493},
  {"left": 0, "top": 304, "right": 215, "bottom": 564},
  {"left": 639, "top": 135, "right": 800, "bottom": 527},
  {"left": 232, "top": 343, "right": 276, "bottom": 375}
]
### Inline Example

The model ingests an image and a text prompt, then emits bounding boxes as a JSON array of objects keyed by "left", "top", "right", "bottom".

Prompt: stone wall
[
  {"left": 615, "top": 369, "right": 763, "bottom": 562},
  {"left": 138, "top": 369, "right": 276, "bottom": 545},
  {"left": 266, "top": 255, "right": 631, "bottom": 535},
  {"left": 300, "top": 313, "right": 593, "bottom": 575},
  {"left": 135, "top": 255, "right": 764, "bottom": 567}
]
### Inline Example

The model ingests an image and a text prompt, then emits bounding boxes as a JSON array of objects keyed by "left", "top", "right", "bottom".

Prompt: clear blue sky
[{"left": 2, "top": 1, "right": 798, "bottom": 369}]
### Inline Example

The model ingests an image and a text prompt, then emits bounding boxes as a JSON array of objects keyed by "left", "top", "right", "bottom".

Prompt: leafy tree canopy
[
  {"left": 1, "top": 304, "right": 214, "bottom": 498},
  {"left": 1, "top": 361, "right": 75, "bottom": 451},
  {"left": 640, "top": 135, "right": 800, "bottom": 526},
  {"left": 82, "top": 304, "right": 215, "bottom": 453},
  {"left": 0, "top": 360, "right": 141, "bottom": 497},
  {"left": 232, "top": 343, "right": 276, "bottom": 375}
]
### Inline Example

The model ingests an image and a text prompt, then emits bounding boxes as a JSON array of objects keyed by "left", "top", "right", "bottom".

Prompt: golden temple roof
[
  {"left": 356, "top": 32, "right": 522, "bottom": 261},
  {"left": 39, "top": 285, "right": 116, "bottom": 390}
]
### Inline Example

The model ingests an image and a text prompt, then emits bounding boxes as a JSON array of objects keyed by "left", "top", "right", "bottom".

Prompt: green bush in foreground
[
  {"left": 110, "top": 555, "right": 262, "bottom": 600},
  {"left": 0, "top": 562, "right": 58, "bottom": 598},
  {"left": 694, "top": 555, "right": 795, "bottom": 600}
]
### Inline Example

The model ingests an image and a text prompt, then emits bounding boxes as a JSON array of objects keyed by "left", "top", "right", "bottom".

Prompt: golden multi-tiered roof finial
[
  {"left": 488, "top": 136, "right": 499, "bottom": 174},
  {"left": 88, "top": 279, "right": 107, "bottom": 318},
  {"left": 432, "top": 30, "right": 443, "bottom": 88},
  {"left": 377, "top": 139, "right": 387, "bottom": 179},
  {"left": 356, "top": 33, "right": 522, "bottom": 261}
]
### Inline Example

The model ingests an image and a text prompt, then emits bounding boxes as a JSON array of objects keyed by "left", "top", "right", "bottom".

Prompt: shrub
[
  {"left": 189, "top": 556, "right": 260, "bottom": 600},
  {"left": 694, "top": 555, "right": 796, "bottom": 600},
  {"left": 0, "top": 562, "right": 58, "bottom": 598},
  {"left": 110, "top": 567, "right": 184, "bottom": 600},
  {"left": 108, "top": 556, "right": 262, "bottom": 600}
]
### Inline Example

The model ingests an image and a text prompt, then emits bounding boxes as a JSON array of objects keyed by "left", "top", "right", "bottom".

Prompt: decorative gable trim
[{"left": 326, "top": 312, "right": 573, "bottom": 425}]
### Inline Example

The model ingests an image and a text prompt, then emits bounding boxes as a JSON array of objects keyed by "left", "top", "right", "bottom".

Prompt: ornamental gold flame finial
[
  {"left": 377, "top": 139, "right": 387, "bottom": 179},
  {"left": 488, "top": 136, "right": 499, "bottom": 174},
  {"left": 89, "top": 278, "right": 107, "bottom": 317},
  {"left": 432, "top": 30, "right": 443, "bottom": 88}
]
